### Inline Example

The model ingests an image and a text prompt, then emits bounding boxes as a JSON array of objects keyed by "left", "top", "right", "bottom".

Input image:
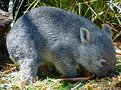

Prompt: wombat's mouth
[{"left": 94, "top": 69, "right": 116, "bottom": 78}]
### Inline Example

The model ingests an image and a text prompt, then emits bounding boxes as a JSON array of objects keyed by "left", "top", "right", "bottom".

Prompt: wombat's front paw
[{"left": 63, "top": 69, "right": 80, "bottom": 78}]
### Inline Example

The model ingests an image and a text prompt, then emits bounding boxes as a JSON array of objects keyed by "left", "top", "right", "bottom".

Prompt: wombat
[{"left": 6, "top": 6, "right": 116, "bottom": 81}]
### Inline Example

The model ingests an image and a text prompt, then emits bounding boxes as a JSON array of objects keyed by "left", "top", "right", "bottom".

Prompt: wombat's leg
[
  {"left": 18, "top": 58, "right": 39, "bottom": 82},
  {"left": 51, "top": 45, "right": 80, "bottom": 77},
  {"left": 53, "top": 55, "right": 79, "bottom": 77},
  {"left": 54, "top": 59, "right": 79, "bottom": 77}
]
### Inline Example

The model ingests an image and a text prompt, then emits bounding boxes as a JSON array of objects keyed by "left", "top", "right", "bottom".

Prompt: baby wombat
[{"left": 6, "top": 6, "right": 116, "bottom": 81}]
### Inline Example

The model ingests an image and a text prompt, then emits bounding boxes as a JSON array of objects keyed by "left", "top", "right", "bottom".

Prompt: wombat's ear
[
  {"left": 80, "top": 28, "right": 91, "bottom": 44},
  {"left": 102, "top": 24, "right": 112, "bottom": 37}
]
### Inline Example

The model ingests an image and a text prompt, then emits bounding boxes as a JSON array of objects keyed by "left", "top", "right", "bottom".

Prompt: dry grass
[{"left": 0, "top": 56, "right": 121, "bottom": 90}]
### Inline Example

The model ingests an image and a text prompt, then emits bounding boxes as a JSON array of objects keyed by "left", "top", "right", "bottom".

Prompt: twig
[{"left": 56, "top": 75, "right": 94, "bottom": 82}]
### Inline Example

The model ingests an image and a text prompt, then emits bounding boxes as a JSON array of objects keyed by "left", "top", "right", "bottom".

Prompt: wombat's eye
[{"left": 100, "top": 59, "right": 107, "bottom": 66}]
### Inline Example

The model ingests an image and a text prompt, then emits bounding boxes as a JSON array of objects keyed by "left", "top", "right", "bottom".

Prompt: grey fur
[{"left": 6, "top": 6, "right": 116, "bottom": 81}]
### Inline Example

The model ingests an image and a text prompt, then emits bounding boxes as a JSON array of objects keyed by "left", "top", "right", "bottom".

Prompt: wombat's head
[{"left": 78, "top": 24, "right": 116, "bottom": 78}]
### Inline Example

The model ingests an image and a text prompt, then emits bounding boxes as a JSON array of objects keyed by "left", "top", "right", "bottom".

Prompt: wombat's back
[{"left": 7, "top": 6, "right": 101, "bottom": 50}]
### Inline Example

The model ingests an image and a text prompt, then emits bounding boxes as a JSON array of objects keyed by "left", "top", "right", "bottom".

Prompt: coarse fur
[{"left": 6, "top": 6, "right": 116, "bottom": 81}]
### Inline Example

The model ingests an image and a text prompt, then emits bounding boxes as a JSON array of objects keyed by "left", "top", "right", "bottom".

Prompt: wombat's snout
[
  {"left": 94, "top": 59, "right": 116, "bottom": 78},
  {"left": 95, "top": 72, "right": 115, "bottom": 78},
  {"left": 95, "top": 68, "right": 115, "bottom": 78}
]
